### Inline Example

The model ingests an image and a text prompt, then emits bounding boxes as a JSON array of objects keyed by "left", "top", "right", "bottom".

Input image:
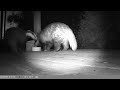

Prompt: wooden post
[
  {"left": 33, "top": 11, "right": 41, "bottom": 34},
  {"left": 2, "top": 11, "right": 6, "bottom": 39},
  {"left": 0, "top": 11, "right": 2, "bottom": 40}
]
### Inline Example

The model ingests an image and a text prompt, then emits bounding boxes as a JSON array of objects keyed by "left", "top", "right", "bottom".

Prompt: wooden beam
[{"left": 33, "top": 11, "right": 41, "bottom": 34}]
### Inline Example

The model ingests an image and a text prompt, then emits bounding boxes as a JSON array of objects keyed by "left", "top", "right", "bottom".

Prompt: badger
[
  {"left": 38, "top": 22, "right": 77, "bottom": 51},
  {"left": 4, "top": 27, "right": 37, "bottom": 53}
]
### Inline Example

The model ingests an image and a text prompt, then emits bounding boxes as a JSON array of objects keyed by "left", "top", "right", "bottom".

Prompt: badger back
[{"left": 51, "top": 23, "right": 78, "bottom": 51}]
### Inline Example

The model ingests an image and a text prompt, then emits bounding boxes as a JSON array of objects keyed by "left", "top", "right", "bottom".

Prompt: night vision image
[{"left": 0, "top": 11, "right": 120, "bottom": 79}]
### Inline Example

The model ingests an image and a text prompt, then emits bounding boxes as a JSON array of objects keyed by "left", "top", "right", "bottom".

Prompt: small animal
[{"left": 4, "top": 27, "right": 37, "bottom": 53}]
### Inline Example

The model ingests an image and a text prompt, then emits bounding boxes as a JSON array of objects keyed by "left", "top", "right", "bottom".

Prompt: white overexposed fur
[
  {"left": 45, "top": 22, "right": 77, "bottom": 51},
  {"left": 53, "top": 23, "right": 77, "bottom": 51}
]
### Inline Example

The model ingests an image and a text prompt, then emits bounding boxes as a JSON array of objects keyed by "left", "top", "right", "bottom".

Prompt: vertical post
[
  {"left": 0, "top": 11, "right": 1, "bottom": 39},
  {"left": 2, "top": 11, "right": 6, "bottom": 39},
  {"left": 33, "top": 11, "right": 41, "bottom": 34}
]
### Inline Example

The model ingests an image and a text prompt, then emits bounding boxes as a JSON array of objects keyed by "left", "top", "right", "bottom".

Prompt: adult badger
[
  {"left": 4, "top": 27, "right": 37, "bottom": 53},
  {"left": 38, "top": 22, "right": 77, "bottom": 51}
]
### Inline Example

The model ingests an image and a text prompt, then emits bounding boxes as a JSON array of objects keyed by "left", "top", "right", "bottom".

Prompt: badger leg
[
  {"left": 9, "top": 41, "right": 18, "bottom": 53},
  {"left": 62, "top": 41, "right": 69, "bottom": 51},
  {"left": 19, "top": 42, "right": 26, "bottom": 53},
  {"left": 54, "top": 42, "right": 61, "bottom": 51},
  {"left": 46, "top": 43, "right": 52, "bottom": 51},
  {"left": 44, "top": 42, "right": 53, "bottom": 51}
]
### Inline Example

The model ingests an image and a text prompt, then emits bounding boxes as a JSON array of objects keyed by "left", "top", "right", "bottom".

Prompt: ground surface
[{"left": 0, "top": 49, "right": 120, "bottom": 79}]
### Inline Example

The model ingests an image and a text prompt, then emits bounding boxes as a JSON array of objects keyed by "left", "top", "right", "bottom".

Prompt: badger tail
[{"left": 67, "top": 29, "right": 77, "bottom": 51}]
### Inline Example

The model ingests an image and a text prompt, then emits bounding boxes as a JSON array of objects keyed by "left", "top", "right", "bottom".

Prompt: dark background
[
  {"left": 41, "top": 11, "right": 120, "bottom": 49},
  {"left": 17, "top": 11, "right": 34, "bottom": 31}
]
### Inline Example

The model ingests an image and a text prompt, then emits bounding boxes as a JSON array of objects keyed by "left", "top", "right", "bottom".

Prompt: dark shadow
[
  {"left": 18, "top": 11, "right": 34, "bottom": 31},
  {"left": 104, "top": 11, "right": 120, "bottom": 50},
  {"left": 0, "top": 39, "right": 10, "bottom": 53}
]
